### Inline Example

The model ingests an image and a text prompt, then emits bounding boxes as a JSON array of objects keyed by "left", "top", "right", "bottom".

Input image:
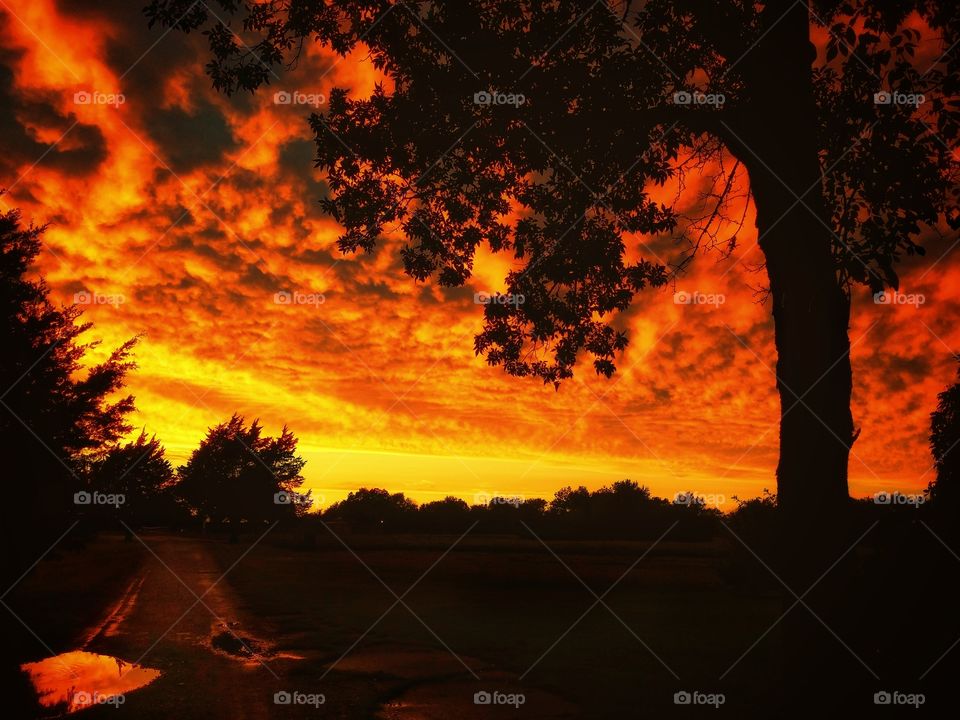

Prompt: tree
[
  {"left": 324, "top": 487, "right": 418, "bottom": 532},
  {"left": 929, "top": 363, "right": 960, "bottom": 517},
  {"left": 418, "top": 495, "right": 471, "bottom": 532},
  {"left": 0, "top": 204, "right": 137, "bottom": 581},
  {"left": 87, "top": 431, "right": 184, "bottom": 531},
  {"left": 175, "top": 414, "right": 308, "bottom": 536}
]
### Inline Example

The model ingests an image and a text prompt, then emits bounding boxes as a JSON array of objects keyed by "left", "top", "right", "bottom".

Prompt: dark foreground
[{"left": 4, "top": 527, "right": 956, "bottom": 717}]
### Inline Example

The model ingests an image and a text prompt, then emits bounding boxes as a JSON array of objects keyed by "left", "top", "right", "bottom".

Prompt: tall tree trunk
[{"left": 724, "top": 1, "right": 860, "bottom": 710}]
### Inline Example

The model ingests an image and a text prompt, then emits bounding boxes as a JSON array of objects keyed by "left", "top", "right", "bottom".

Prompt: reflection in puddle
[{"left": 21, "top": 650, "right": 161, "bottom": 714}]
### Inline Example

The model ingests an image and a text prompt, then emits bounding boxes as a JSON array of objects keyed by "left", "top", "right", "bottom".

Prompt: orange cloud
[{"left": 0, "top": 2, "right": 956, "bottom": 512}]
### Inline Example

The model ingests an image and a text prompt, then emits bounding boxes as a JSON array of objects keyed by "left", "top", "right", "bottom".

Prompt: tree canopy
[
  {"left": 175, "top": 414, "right": 309, "bottom": 525},
  {"left": 145, "top": 0, "right": 958, "bottom": 384}
]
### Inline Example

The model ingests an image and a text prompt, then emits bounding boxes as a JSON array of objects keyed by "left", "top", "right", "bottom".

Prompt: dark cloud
[
  {"left": 0, "top": 46, "right": 107, "bottom": 184},
  {"left": 240, "top": 262, "right": 282, "bottom": 292},
  {"left": 278, "top": 138, "right": 330, "bottom": 211},
  {"left": 142, "top": 100, "right": 238, "bottom": 173}
]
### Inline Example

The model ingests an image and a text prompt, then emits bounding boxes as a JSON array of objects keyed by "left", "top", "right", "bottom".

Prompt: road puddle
[{"left": 21, "top": 649, "right": 161, "bottom": 714}]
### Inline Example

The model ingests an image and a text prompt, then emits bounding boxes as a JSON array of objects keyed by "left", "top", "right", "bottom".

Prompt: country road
[{"left": 75, "top": 533, "right": 309, "bottom": 719}]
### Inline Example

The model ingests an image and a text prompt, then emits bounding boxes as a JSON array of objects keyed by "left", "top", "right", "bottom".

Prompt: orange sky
[{"left": 1, "top": 0, "right": 956, "bottom": 511}]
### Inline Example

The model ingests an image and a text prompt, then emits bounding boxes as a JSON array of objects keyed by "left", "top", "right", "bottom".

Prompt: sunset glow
[{"left": 1, "top": 0, "right": 955, "bottom": 510}]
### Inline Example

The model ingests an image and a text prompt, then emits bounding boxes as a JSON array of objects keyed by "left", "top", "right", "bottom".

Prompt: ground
[{"left": 7, "top": 529, "right": 786, "bottom": 718}]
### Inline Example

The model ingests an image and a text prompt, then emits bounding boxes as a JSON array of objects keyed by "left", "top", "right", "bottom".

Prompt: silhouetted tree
[
  {"left": 324, "top": 487, "right": 418, "bottom": 532},
  {"left": 175, "top": 414, "right": 308, "bottom": 538},
  {"left": 418, "top": 495, "right": 471, "bottom": 532},
  {"left": 518, "top": 497, "right": 548, "bottom": 525},
  {"left": 87, "top": 431, "right": 185, "bottom": 532},
  {"left": 0, "top": 204, "right": 137, "bottom": 582},
  {"left": 929, "top": 363, "right": 960, "bottom": 517}
]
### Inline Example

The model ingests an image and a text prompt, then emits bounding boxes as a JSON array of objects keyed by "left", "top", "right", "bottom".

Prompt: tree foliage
[
  {"left": 0, "top": 203, "right": 138, "bottom": 573},
  {"left": 175, "top": 414, "right": 308, "bottom": 525},
  {"left": 929, "top": 363, "right": 960, "bottom": 511},
  {"left": 88, "top": 431, "right": 184, "bottom": 527},
  {"left": 144, "top": 0, "right": 958, "bottom": 385}
]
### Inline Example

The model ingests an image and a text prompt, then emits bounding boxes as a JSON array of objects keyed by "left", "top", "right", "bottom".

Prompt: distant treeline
[{"left": 317, "top": 482, "right": 722, "bottom": 541}]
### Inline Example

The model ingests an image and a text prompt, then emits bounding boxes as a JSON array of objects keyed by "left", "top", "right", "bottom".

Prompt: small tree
[
  {"left": 88, "top": 431, "right": 183, "bottom": 532},
  {"left": 175, "top": 414, "right": 307, "bottom": 538}
]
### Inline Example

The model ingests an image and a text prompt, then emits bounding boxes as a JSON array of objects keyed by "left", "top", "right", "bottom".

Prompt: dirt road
[{"left": 76, "top": 534, "right": 325, "bottom": 719}]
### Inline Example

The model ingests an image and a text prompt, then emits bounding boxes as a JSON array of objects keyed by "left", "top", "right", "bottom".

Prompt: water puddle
[{"left": 21, "top": 650, "right": 161, "bottom": 714}]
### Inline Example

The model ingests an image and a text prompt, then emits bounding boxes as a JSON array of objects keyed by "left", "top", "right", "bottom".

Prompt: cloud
[
  {"left": 142, "top": 100, "right": 238, "bottom": 173},
  {"left": 1, "top": 1, "right": 956, "bottom": 509}
]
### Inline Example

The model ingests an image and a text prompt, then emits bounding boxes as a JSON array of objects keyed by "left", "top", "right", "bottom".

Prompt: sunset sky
[{"left": 1, "top": 0, "right": 956, "bottom": 510}]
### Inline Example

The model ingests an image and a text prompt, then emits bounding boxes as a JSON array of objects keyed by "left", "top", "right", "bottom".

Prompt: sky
[{"left": 0, "top": 0, "right": 957, "bottom": 510}]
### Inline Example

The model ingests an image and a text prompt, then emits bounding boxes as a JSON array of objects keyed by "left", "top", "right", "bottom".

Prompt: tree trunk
[{"left": 723, "top": 1, "right": 860, "bottom": 710}]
